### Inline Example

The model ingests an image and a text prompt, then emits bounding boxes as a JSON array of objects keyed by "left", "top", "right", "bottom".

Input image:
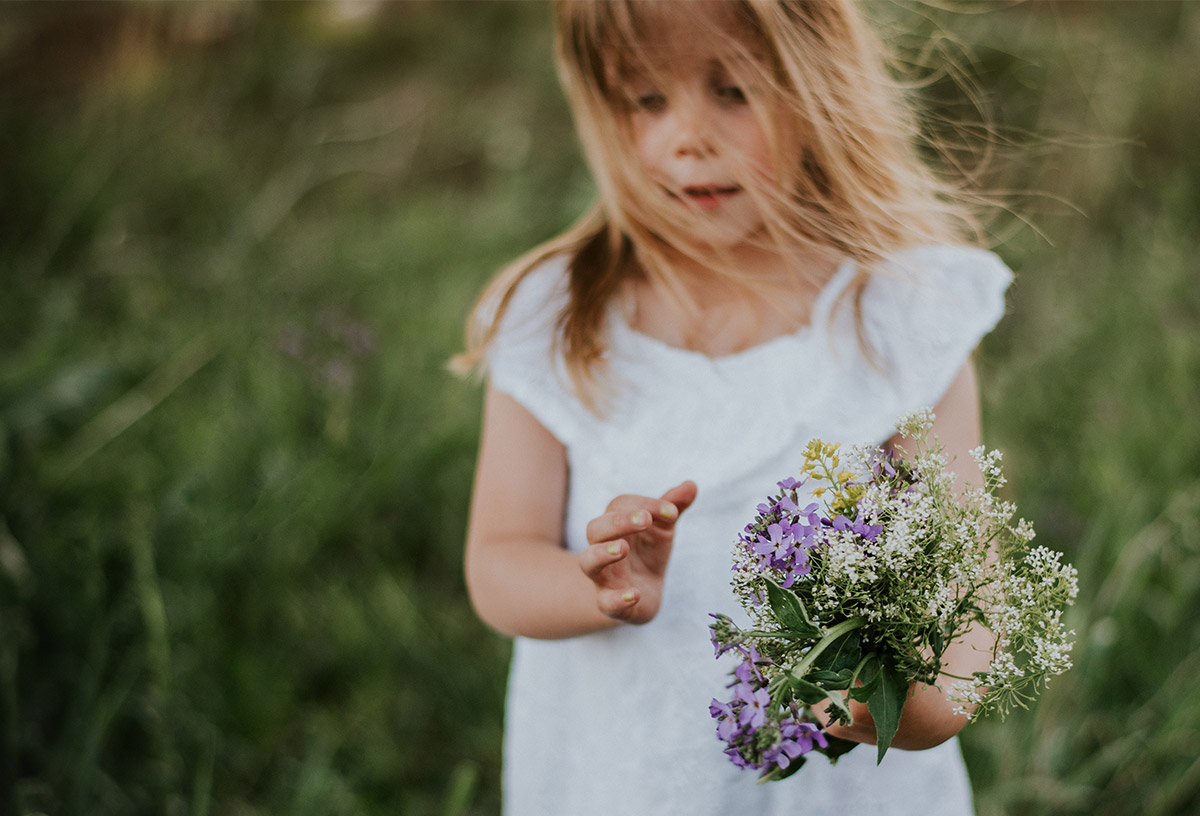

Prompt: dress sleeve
[
  {"left": 482, "top": 256, "right": 584, "bottom": 446},
  {"left": 860, "top": 245, "right": 1013, "bottom": 415}
]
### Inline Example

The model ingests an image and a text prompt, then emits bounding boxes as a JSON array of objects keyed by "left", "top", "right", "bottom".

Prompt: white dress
[{"left": 485, "top": 245, "right": 1013, "bottom": 816}]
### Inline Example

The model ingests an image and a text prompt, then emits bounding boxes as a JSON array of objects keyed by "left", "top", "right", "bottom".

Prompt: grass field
[{"left": 1, "top": 2, "right": 1198, "bottom": 814}]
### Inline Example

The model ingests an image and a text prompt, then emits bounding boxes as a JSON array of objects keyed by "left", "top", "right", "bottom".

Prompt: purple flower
[
  {"left": 732, "top": 647, "right": 764, "bottom": 684},
  {"left": 784, "top": 550, "right": 813, "bottom": 585},
  {"left": 725, "top": 746, "right": 754, "bottom": 769},
  {"left": 709, "top": 699, "right": 743, "bottom": 741},
  {"left": 763, "top": 721, "right": 829, "bottom": 771},
  {"left": 709, "top": 613, "right": 744, "bottom": 658},
  {"left": 829, "top": 513, "right": 884, "bottom": 542},
  {"left": 734, "top": 683, "right": 771, "bottom": 729},
  {"left": 855, "top": 519, "right": 883, "bottom": 540},
  {"left": 780, "top": 720, "right": 829, "bottom": 751},
  {"left": 755, "top": 523, "right": 793, "bottom": 561},
  {"left": 871, "top": 451, "right": 899, "bottom": 479}
]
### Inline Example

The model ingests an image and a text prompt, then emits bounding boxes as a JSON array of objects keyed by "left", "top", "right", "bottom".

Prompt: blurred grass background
[{"left": 0, "top": 1, "right": 1197, "bottom": 815}]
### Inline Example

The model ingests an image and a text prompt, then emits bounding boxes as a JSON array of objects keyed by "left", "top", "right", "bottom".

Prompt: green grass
[{"left": 1, "top": 2, "right": 1198, "bottom": 814}]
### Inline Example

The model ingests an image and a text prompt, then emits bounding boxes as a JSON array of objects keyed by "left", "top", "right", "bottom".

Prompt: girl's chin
[{"left": 679, "top": 222, "right": 768, "bottom": 252}]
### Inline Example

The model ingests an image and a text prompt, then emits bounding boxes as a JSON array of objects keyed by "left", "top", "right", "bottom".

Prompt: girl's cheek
[{"left": 631, "top": 121, "right": 665, "bottom": 170}]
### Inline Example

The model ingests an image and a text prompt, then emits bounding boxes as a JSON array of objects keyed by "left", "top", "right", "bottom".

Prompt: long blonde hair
[{"left": 454, "top": 0, "right": 986, "bottom": 412}]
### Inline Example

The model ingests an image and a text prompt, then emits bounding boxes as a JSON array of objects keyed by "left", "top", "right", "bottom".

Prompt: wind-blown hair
[{"left": 454, "top": 0, "right": 986, "bottom": 413}]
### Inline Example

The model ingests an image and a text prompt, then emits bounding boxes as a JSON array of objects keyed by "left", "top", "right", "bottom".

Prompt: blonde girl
[{"left": 458, "top": 1, "right": 1011, "bottom": 813}]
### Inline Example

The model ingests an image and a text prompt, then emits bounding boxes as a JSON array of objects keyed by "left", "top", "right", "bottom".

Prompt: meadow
[{"left": 1, "top": 2, "right": 1197, "bottom": 814}]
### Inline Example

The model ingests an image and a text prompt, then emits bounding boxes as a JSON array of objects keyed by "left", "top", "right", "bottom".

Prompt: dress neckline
[{"left": 609, "top": 258, "right": 858, "bottom": 365}]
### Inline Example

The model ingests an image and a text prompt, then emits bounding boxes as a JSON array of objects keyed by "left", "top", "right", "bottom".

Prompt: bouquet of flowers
[{"left": 708, "top": 410, "right": 1078, "bottom": 780}]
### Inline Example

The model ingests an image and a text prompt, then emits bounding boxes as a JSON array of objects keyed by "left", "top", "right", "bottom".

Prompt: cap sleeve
[
  {"left": 482, "top": 256, "right": 585, "bottom": 446},
  {"left": 860, "top": 246, "right": 1013, "bottom": 413}
]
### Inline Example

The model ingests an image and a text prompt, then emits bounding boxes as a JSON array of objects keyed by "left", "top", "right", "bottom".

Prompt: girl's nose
[
  {"left": 673, "top": 133, "right": 713, "bottom": 159},
  {"left": 669, "top": 100, "right": 713, "bottom": 158}
]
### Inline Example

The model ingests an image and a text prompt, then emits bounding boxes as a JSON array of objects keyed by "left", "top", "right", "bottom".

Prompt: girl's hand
[{"left": 577, "top": 481, "right": 699, "bottom": 624}]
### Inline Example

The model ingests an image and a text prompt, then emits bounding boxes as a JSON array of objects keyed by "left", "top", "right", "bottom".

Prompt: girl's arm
[
  {"left": 824, "top": 361, "right": 996, "bottom": 750},
  {"left": 464, "top": 385, "right": 696, "bottom": 639}
]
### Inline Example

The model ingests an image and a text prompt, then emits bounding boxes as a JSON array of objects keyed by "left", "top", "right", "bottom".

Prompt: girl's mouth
[{"left": 675, "top": 184, "right": 742, "bottom": 211}]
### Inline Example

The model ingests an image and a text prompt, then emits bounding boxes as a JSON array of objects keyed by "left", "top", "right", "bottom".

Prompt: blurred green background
[{"left": 1, "top": 2, "right": 1197, "bottom": 814}]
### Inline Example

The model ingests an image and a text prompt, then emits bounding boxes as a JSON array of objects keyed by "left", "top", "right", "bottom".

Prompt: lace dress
[{"left": 485, "top": 245, "right": 1013, "bottom": 816}]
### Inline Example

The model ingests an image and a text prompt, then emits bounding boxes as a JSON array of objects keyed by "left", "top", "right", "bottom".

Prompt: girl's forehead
[
  {"left": 607, "top": 1, "right": 761, "bottom": 54},
  {"left": 610, "top": 20, "right": 765, "bottom": 78},
  {"left": 617, "top": 46, "right": 755, "bottom": 82}
]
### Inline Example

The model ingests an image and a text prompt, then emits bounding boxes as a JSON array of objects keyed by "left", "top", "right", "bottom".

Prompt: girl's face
[{"left": 624, "top": 49, "right": 774, "bottom": 251}]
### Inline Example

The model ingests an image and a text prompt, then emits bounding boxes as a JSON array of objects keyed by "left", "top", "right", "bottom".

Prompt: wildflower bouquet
[{"left": 708, "top": 411, "right": 1078, "bottom": 780}]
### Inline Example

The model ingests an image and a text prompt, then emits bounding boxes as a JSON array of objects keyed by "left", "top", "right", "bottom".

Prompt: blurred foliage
[{"left": 0, "top": 2, "right": 1197, "bottom": 815}]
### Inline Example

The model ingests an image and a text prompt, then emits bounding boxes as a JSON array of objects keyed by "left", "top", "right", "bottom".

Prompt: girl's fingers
[
  {"left": 585, "top": 499, "right": 671, "bottom": 545},
  {"left": 585, "top": 483, "right": 698, "bottom": 546},
  {"left": 578, "top": 538, "right": 627, "bottom": 579},
  {"left": 596, "top": 586, "right": 639, "bottom": 618},
  {"left": 660, "top": 480, "right": 699, "bottom": 514}
]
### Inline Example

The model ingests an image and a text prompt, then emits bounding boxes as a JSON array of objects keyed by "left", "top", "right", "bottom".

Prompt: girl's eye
[
  {"left": 634, "top": 92, "right": 667, "bottom": 113},
  {"left": 716, "top": 85, "right": 748, "bottom": 105}
]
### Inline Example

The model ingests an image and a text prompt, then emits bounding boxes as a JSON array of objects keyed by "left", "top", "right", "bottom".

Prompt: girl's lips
[{"left": 674, "top": 184, "right": 742, "bottom": 211}]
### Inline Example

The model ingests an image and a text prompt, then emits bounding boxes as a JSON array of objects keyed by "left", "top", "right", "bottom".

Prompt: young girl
[{"left": 458, "top": 1, "right": 1011, "bottom": 813}]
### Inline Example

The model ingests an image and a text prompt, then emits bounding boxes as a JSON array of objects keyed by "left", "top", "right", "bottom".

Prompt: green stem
[
  {"left": 791, "top": 617, "right": 867, "bottom": 680},
  {"left": 738, "top": 629, "right": 799, "bottom": 640},
  {"left": 850, "top": 651, "right": 875, "bottom": 684}
]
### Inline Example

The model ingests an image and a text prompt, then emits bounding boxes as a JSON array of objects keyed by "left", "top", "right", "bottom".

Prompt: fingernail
[
  {"left": 621, "top": 590, "right": 636, "bottom": 603},
  {"left": 660, "top": 502, "right": 678, "bottom": 521},
  {"left": 631, "top": 510, "right": 650, "bottom": 526},
  {"left": 607, "top": 542, "right": 621, "bottom": 556}
]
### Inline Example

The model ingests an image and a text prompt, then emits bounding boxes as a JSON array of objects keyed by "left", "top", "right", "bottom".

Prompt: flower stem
[{"left": 790, "top": 617, "right": 867, "bottom": 680}]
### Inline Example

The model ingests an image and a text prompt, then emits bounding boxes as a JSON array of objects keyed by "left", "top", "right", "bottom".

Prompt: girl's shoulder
[
  {"left": 481, "top": 253, "right": 585, "bottom": 445},
  {"left": 482, "top": 253, "right": 573, "bottom": 376},
  {"left": 488, "top": 253, "right": 572, "bottom": 331},
  {"left": 849, "top": 244, "right": 1013, "bottom": 407},
  {"left": 874, "top": 244, "right": 1013, "bottom": 292},
  {"left": 861, "top": 244, "right": 1013, "bottom": 332}
]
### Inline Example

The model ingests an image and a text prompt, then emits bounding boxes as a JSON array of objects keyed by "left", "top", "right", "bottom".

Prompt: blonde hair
[{"left": 454, "top": 0, "right": 987, "bottom": 412}]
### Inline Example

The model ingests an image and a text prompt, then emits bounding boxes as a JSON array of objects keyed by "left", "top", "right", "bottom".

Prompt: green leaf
[
  {"left": 809, "top": 668, "right": 854, "bottom": 690},
  {"left": 847, "top": 672, "right": 881, "bottom": 703},
  {"left": 823, "top": 690, "right": 853, "bottom": 725},
  {"left": 820, "top": 734, "right": 860, "bottom": 764},
  {"left": 846, "top": 654, "right": 881, "bottom": 703},
  {"left": 764, "top": 580, "right": 821, "bottom": 638},
  {"left": 866, "top": 659, "right": 908, "bottom": 764},
  {"left": 930, "top": 625, "right": 945, "bottom": 659},
  {"left": 789, "top": 676, "right": 831, "bottom": 705},
  {"left": 758, "top": 754, "right": 807, "bottom": 783},
  {"left": 813, "top": 630, "right": 861, "bottom": 675}
]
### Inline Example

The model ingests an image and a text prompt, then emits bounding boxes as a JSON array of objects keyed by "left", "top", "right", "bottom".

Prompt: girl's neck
[{"left": 623, "top": 241, "right": 843, "bottom": 357}]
